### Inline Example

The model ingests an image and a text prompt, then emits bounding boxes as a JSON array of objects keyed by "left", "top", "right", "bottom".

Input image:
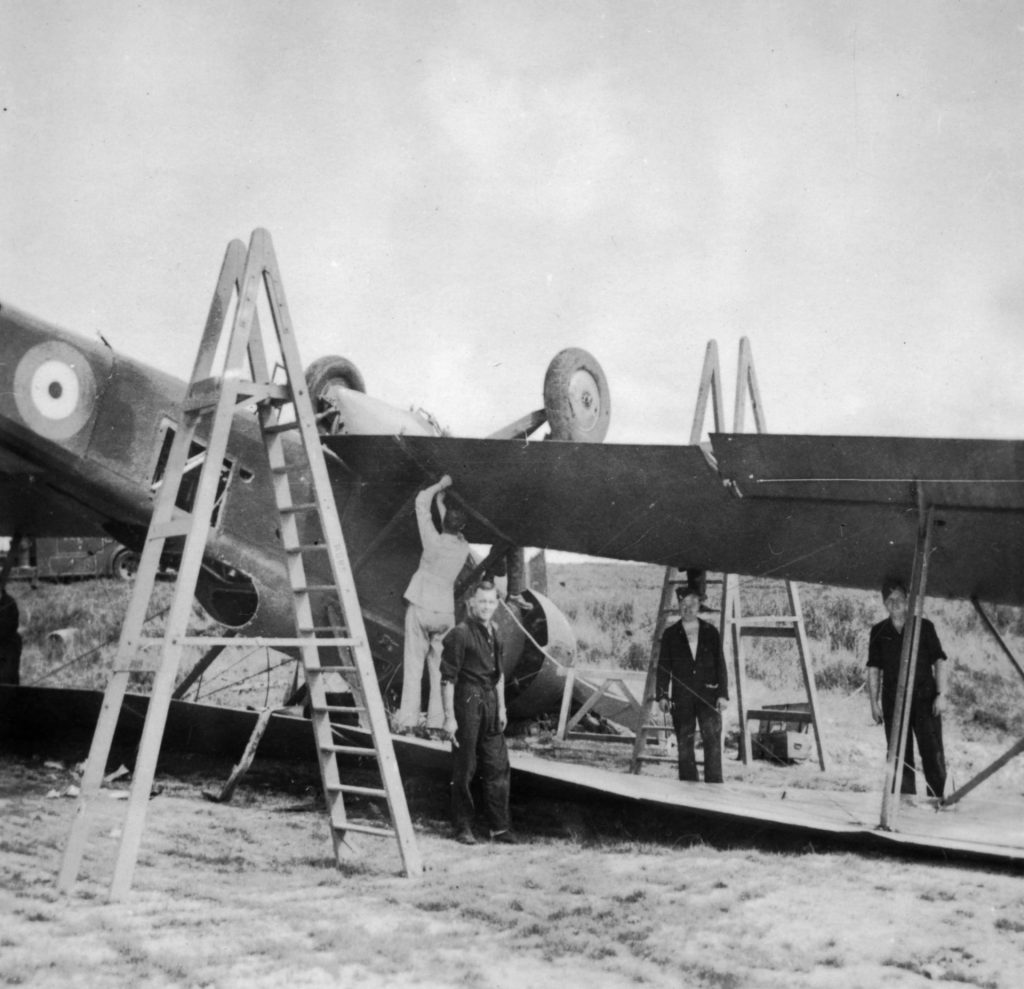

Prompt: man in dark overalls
[
  {"left": 656, "top": 584, "right": 730, "bottom": 783},
  {"left": 440, "top": 580, "right": 516, "bottom": 845}
]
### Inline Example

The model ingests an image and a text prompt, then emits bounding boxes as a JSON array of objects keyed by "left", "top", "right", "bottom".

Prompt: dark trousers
[
  {"left": 451, "top": 681, "right": 511, "bottom": 833},
  {"left": 0, "top": 634, "right": 21, "bottom": 686},
  {"left": 673, "top": 692, "right": 723, "bottom": 783},
  {"left": 882, "top": 695, "right": 947, "bottom": 798}
]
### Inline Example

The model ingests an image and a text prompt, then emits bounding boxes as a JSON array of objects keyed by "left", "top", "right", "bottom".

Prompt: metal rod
[
  {"left": 970, "top": 596, "right": 1024, "bottom": 684},
  {"left": 880, "top": 498, "right": 934, "bottom": 830},
  {"left": 942, "top": 736, "right": 1024, "bottom": 808}
]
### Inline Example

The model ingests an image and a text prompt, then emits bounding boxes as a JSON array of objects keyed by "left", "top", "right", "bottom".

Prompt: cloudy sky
[{"left": 2, "top": 1, "right": 1023, "bottom": 445}]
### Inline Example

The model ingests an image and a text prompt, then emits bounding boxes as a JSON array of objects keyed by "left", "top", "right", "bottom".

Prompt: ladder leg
[
  {"left": 722, "top": 575, "right": 753, "bottom": 765},
  {"left": 108, "top": 644, "right": 186, "bottom": 900},
  {"left": 787, "top": 581, "right": 828, "bottom": 771},
  {"left": 56, "top": 670, "right": 132, "bottom": 893}
]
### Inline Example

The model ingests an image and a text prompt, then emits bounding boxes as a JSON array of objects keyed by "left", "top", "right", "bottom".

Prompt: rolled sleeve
[{"left": 439, "top": 626, "right": 464, "bottom": 684}]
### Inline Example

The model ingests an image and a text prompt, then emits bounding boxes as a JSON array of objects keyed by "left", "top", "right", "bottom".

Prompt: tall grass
[
  {"left": 547, "top": 563, "right": 1024, "bottom": 737},
  {"left": 11, "top": 563, "right": 1024, "bottom": 736},
  {"left": 13, "top": 579, "right": 225, "bottom": 694}
]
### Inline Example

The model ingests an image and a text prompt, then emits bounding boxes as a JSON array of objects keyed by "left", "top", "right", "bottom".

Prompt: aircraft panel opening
[
  {"left": 194, "top": 559, "right": 259, "bottom": 628},
  {"left": 151, "top": 420, "right": 234, "bottom": 526}
]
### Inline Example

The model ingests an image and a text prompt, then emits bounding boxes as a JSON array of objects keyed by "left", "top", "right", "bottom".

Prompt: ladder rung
[
  {"left": 237, "top": 382, "right": 291, "bottom": 404},
  {"left": 739, "top": 626, "right": 798, "bottom": 639},
  {"left": 279, "top": 502, "right": 319, "bottom": 514},
  {"left": 148, "top": 518, "right": 192, "bottom": 540},
  {"left": 298, "top": 625, "right": 344, "bottom": 634},
  {"left": 733, "top": 615, "right": 799, "bottom": 624},
  {"left": 312, "top": 705, "right": 367, "bottom": 715},
  {"left": 320, "top": 744, "right": 376, "bottom": 757},
  {"left": 275, "top": 636, "right": 360, "bottom": 647},
  {"left": 305, "top": 665, "right": 359, "bottom": 675},
  {"left": 263, "top": 420, "right": 301, "bottom": 434},
  {"left": 182, "top": 380, "right": 221, "bottom": 412},
  {"left": 335, "top": 822, "right": 395, "bottom": 838},
  {"left": 285, "top": 543, "right": 330, "bottom": 553},
  {"left": 176, "top": 636, "right": 358, "bottom": 648},
  {"left": 328, "top": 783, "right": 388, "bottom": 799}
]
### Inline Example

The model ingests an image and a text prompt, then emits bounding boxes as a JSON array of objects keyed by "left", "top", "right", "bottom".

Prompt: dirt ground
[{"left": 3, "top": 690, "right": 1024, "bottom": 989}]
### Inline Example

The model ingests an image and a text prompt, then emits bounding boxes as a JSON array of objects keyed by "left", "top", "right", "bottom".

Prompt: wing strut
[
  {"left": 879, "top": 495, "right": 934, "bottom": 830},
  {"left": 939, "top": 599, "right": 1024, "bottom": 808}
]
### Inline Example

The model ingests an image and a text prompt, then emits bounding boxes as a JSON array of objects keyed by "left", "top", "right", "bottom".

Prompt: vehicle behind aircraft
[{"left": 1, "top": 536, "right": 139, "bottom": 581}]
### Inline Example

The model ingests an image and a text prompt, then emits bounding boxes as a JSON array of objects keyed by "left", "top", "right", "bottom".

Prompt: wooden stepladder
[
  {"left": 57, "top": 229, "right": 422, "bottom": 900},
  {"left": 630, "top": 339, "right": 827, "bottom": 775}
]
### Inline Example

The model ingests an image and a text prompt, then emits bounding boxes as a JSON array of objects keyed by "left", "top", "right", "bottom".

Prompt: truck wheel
[
  {"left": 543, "top": 348, "right": 611, "bottom": 442},
  {"left": 111, "top": 549, "right": 139, "bottom": 581}
]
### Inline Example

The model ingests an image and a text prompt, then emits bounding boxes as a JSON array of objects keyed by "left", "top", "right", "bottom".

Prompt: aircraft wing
[
  {"left": 0, "top": 454, "right": 110, "bottom": 538},
  {"left": 326, "top": 433, "right": 1024, "bottom": 606}
]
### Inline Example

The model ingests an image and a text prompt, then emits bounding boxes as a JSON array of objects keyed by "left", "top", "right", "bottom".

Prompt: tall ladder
[
  {"left": 630, "top": 342, "right": 726, "bottom": 773},
  {"left": 57, "top": 229, "right": 422, "bottom": 900}
]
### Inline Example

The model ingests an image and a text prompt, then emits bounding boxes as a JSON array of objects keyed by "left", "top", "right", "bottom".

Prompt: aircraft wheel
[
  {"left": 111, "top": 549, "right": 139, "bottom": 581},
  {"left": 305, "top": 356, "right": 366, "bottom": 434},
  {"left": 305, "top": 355, "right": 366, "bottom": 400},
  {"left": 543, "top": 348, "right": 611, "bottom": 442}
]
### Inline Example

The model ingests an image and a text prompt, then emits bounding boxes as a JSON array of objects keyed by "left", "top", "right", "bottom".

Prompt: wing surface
[{"left": 325, "top": 434, "right": 1024, "bottom": 606}]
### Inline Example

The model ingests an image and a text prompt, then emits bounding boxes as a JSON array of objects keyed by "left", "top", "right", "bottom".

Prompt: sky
[{"left": 2, "top": 1, "right": 1024, "bottom": 446}]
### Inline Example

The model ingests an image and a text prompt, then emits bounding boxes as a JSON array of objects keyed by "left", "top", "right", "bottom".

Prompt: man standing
[
  {"left": 396, "top": 474, "right": 469, "bottom": 734},
  {"left": 656, "top": 584, "right": 729, "bottom": 783},
  {"left": 867, "top": 577, "right": 948, "bottom": 799},
  {"left": 440, "top": 580, "right": 516, "bottom": 845}
]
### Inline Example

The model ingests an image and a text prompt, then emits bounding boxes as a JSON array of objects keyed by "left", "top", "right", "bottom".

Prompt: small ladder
[
  {"left": 57, "top": 229, "right": 421, "bottom": 900},
  {"left": 722, "top": 575, "right": 827, "bottom": 769}
]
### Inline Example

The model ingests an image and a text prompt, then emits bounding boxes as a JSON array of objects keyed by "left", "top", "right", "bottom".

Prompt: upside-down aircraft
[
  {"left": 1, "top": 248, "right": 1024, "bottom": 715},
  {"left": 3, "top": 232, "right": 1024, "bottom": 867}
]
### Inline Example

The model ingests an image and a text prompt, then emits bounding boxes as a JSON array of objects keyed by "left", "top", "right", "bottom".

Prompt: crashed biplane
[
  {"left": 1, "top": 285, "right": 1024, "bottom": 703},
  {"left": 1, "top": 235, "right": 1023, "bottom": 863}
]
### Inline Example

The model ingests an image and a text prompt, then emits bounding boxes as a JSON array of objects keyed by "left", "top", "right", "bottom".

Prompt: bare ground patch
[{"left": 2, "top": 750, "right": 1023, "bottom": 989}]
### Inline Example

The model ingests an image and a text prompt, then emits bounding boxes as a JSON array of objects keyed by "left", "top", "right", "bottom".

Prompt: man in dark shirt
[
  {"left": 440, "top": 580, "right": 516, "bottom": 845},
  {"left": 655, "top": 584, "right": 730, "bottom": 783},
  {"left": 867, "top": 577, "right": 948, "bottom": 799}
]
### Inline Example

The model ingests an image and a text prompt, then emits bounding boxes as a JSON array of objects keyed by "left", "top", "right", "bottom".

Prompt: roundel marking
[{"left": 13, "top": 341, "right": 98, "bottom": 440}]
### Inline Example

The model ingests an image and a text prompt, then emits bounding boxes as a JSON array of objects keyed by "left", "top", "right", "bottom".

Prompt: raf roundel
[{"left": 13, "top": 341, "right": 98, "bottom": 440}]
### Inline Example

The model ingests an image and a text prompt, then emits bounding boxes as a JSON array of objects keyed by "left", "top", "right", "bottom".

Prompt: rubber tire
[
  {"left": 304, "top": 355, "right": 366, "bottom": 402},
  {"left": 542, "top": 347, "right": 611, "bottom": 442},
  {"left": 111, "top": 549, "right": 139, "bottom": 581}
]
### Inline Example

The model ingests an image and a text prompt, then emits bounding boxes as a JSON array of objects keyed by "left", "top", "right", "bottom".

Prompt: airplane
[
  {"left": 2, "top": 234, "right": 1023, "bottom": 865},
  {"left": 1, "top": 270, "right": 1023, "bottom": 702}
]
